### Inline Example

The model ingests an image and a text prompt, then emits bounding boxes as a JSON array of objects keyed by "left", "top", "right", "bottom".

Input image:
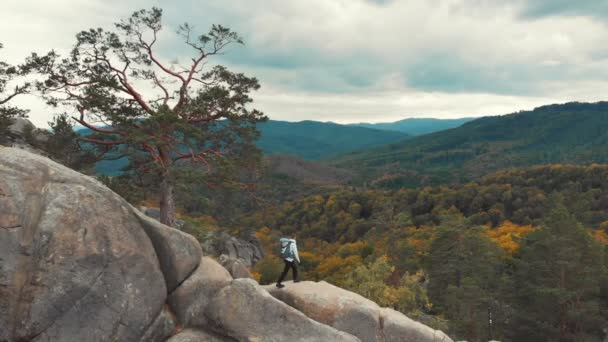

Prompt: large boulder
[
  {"left": 381, "top": 308, "right": 452, "bottom": 342},
  {"left": 167, "top": 329, "right": 235, "bottom": 342},
  {"left": 199, "top": 231, "right": 263, "bottom": 268},
  {"left": 168, "top": 257, "right": 233, "bottom": 328},
  {"left": 0, "top": 147, "right": 201, "bottom": 342},
  {"left": 219, "top": 254, "right": 252, "bottom": 279},
  {"left": 265, "top": 281, "right": 452, "bottom": 342},
  {"left": 139, "top": 307, "right": 177, "bottom": 342},
  {"left": 1, "top": 118, "right": 48, "bottom": 155},
  {"left": 135, "top": 211, "right": 202, "bottom": 293},
  {"left": 206, "top": 279, "right": 360, "bottom": 342}
]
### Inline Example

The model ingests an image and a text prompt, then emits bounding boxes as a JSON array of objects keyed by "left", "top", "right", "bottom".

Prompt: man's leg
[
  {"left": 292, "top": 261, "right": 299, "bottom": 282},
  {"left": 276, "top": 260, "right": 290, "bottom": 287}
]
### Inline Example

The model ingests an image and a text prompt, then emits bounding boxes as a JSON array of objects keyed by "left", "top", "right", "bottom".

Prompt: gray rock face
[
  {"left": 142, "top": 207, "right": 263, "bottom": 268},
  {"left": 265, "top": 281, "right": 452, "bottom": 342},
  {"left": 6, "top": 117, "right": 35, "bottom": 136},
  {"left": 167, "top": 329, "right": 236, "bottom": 342},
  {"left": 1, "top": 118, "right": 48, "bottom": 155},
  {"left": 219, "top": 254, "right": 252, "bottom": 279},
  {"left": 0, "top": 147, "right": 164, "bottom": 341},
  {"left": 140, "top": 307, "right": 177, "bottom": 342},
  {"left": 135, "top": 211, "right": 202, "bottom": 293},
  {"left": 199, "top": 231, "right": 263, "bottom": 268},
  {"left": 381, "top": 308, "right": 452, "bottom": 342},
  {"left": 140, "top": 205, "right": 263, "bottom": 271},
  {"left": 168, "top": 257, "right": 233, "bottom": 328},
  {"left": 0, "top": 147, "right": 201, "bottom": 342},
  {"left": 206, "top": 279, "right": 360, "bottom": 342}
]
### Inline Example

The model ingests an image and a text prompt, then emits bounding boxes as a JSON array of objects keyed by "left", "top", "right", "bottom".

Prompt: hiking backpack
[{"left": 279, "top": 238, "right": 294, "bottom": 259}]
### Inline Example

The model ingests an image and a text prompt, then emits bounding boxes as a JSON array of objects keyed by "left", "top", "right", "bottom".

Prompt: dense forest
[{"left": 237, "top": 165, "right": 608, "bottom": 341}]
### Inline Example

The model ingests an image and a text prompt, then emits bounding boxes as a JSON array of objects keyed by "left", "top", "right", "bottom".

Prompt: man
[{"left": 276, "top": 236, "right": 300, "bottom": 288}]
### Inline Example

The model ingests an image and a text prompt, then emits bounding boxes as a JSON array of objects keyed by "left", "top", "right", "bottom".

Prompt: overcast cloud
[{"left": 2, "top": 0, "right": 608, "bottom": 127}]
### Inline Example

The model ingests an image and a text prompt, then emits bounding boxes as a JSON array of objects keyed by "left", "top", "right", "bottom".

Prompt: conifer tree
[
  {"left": 35, "top": 8, "right": 266, "bottom": 226},
  {"left": 509, "top": 205, "right": 607, "bottom": 341}
]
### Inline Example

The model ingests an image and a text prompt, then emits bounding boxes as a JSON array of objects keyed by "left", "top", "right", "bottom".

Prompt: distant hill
[
  {"left": 349, "top": 117, "right": 474, "bottom": 135},
  {"left": 266, "top": 154, "right": 354, "bottom": 185},
  {"left": 82, "top": 119, "right": 408, "bottom": 175},
  {"left": 256, "top": 120, "right": 408, "bottom": 159},
  {"left": 336, "top": 102, "right": 608, "bottom": 188},
  {"left": 256, "top": 154, "right": 354, "bottom": 204}
]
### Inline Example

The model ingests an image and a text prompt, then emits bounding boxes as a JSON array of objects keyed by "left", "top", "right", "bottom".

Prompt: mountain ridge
[
  {"left": 348, "top": 117, "right": 474, "bottom": 135},
  {"left": 257, "top": 120, "right": 409, "bottom": 159},
  {"left": 335, "top": 101, "right": 608, "bottom": 187}
]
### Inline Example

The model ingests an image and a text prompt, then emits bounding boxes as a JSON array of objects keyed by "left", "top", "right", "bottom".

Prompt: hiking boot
[{"left": 276, "top": 283, "right": 285, "bottom": 288}]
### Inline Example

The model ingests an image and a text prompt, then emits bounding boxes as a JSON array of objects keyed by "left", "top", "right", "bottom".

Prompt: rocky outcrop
[
  {"left": 140, "top": 307, "right": 177, "bottom": 342},
  {"left": 0, "top": 147, "right": 177, "bottom": 342},
  {"left": 167, "top": 259, "right": 358, "bottom": 341},
  {"left": 141, "top": 207, "right": 262, "bottom": 269},
  {"left": 0, "top": 147, "right": 452, "bottom": 342},
  {"left": 1, "top": 118, "right": 48, "bottom": 154},
  {"left": 265, "top": 281, "right": 453, "bottom": 342},
  {"left": 219, "top": 254, "right": 252, "bottom": 279},
  {"left": 199, "top": 231, "right": 263, "bottom": 268},
  {"left": 380, "top": 308, "right": 451, "bottom": 342},
  {"left": 135, "top": 211, "right": 201, "bottom": 293},
  {"left": 168, "top": 257, "right": 233, "bottom": 328},
  {"left": 207, "top": 279, "right": 359, "bottom": 342},
  {"left": 167, "top": 329, "right": 235, "bottom": 342}
]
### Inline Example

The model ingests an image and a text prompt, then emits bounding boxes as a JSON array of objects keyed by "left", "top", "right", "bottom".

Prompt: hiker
[{"left": 276, "top": 235, "right": 300, "bottom": 288}]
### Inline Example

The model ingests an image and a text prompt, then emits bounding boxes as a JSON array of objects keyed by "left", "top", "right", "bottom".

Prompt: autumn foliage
[{"left": 484, "top": 221, "right": 535, "bottom": 255}]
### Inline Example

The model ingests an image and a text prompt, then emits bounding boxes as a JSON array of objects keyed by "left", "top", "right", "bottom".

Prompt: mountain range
[
  {"left": 349, "top": 117, "right": 473, "bottom": 135},
  {"left": 85, "top": 102, "right": 608, "bottom": 184}
]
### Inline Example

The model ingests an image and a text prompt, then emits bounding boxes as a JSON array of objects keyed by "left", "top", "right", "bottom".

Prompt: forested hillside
[
  {"left": 257, "top": 120, "right": 408, "bottom": 159},
  {"left": 242, "top": 164, "right": 608, "bottom": 342},
  {"left": 337, "top": 102, "right": 608, "bottom": 188}
]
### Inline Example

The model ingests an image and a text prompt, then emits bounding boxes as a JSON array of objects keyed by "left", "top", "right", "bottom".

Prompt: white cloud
[
  {"left": 253, "top": 85, "right": 571, "bottom": 124},
  {"left": 1, "top": 0, "right": 608, "bottom": 128}
]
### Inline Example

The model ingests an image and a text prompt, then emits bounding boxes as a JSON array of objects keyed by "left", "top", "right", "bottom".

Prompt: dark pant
[{"left": 277, "top": 260, "right": 298, "bottom": 284}]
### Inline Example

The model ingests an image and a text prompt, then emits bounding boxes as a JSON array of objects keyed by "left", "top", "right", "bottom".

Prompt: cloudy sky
[{"left": 2, "top": 0, "right": 608, "bottom": 128}]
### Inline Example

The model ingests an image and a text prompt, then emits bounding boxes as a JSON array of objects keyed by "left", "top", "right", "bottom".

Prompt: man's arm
[{"left": 292, "top": 242, "right": 300, "bottom": 264}]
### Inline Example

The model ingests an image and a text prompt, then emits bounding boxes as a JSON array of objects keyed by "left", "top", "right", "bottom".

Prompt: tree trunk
[{"left": 159, "top": 173, "right": 176, "bottom": 227}]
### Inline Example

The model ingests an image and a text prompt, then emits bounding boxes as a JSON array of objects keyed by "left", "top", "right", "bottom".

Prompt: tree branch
[
  {"left": 0, "top": 85, "right": 28, "bottom": 105},
  {"left": 150, "top": 72, "right": 171, "bottom": 107},
  {"left": 80, "top": 137, "right": 126, "bottom": 145},
  {"left": 141, "top": 30, "right": 186, "bottom": 83}
]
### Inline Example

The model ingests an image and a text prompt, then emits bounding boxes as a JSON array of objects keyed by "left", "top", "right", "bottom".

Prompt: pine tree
[
  {"left": 426, "top": 219, "right": 506, "bottom": 341},
  {"left": 508, "top": 205, "right": 607, "bottom": 341},
  {"left": 44, "top": 113, "right": 97, "bottom": 171},
  {"left": 34, "top": 8, "right": 266, "bottom": 226}
]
